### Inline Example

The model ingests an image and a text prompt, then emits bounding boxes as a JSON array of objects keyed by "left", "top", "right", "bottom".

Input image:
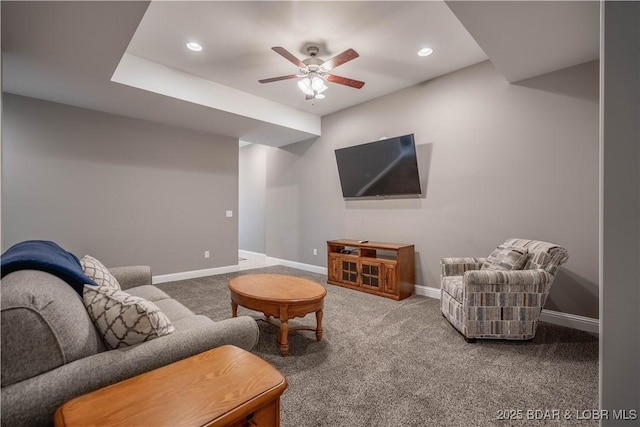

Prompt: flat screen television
[{"left": 335, "top": 134, "right": 422, "bottom": 198}]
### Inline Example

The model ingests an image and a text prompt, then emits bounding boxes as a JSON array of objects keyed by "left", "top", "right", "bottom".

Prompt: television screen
[{"left": 335, "top": 134, "right": 422, "bottom": 198}]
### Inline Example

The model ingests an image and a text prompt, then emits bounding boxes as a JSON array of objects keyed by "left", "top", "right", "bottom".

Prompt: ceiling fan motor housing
[
  {"left": 306, "top": 45, "right": 320, "bottom": 57},
  {"left": 303, "top": 57, "right": 324, "bottom": 67},
  {"left": 302, "top": 45, "right": 325, "bottom": 71}
]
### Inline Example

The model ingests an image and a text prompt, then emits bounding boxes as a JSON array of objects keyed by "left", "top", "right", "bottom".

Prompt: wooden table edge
[
  {"left": 229, "top": 288, "right": 327, "bottom": 304},
  {"left": 228, "top": 276, "right": 327, "bottom": 304},
  {"left": 55, "top": 377, "right": 288, "bottom": 427},
  {"left": 53, "top": 346, "right": 288, "bottom": 427},
  {"left": 202, "top": 377, "right": 288, "bottom": 427}
]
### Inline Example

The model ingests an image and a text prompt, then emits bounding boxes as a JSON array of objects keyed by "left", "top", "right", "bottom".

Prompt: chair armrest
[
  {"left": 440, "top": 257, "right": 487, "bottom": 276},
  {"left": 0, "top": 315, "right": 259, "bottom": 427},
  {"left": 108, "top": 266, "right": 152, "bottom": 290},
  {"left": 464, "top": 269, "right": 554, "bottom": 294}
]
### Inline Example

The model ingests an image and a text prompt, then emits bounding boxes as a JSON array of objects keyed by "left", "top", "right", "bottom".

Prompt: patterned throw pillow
[
  {"left": 83, "top": 285, "right": 175, "bottom": 349},
  {"left": 481, "top": 245, "right": 529, "bottom": 271},
  {"left": 524, "top": 250, "right": 552, "bottom": 270},
  {"left": 81, "top": 255, "right": 121, "bottom": 290}
]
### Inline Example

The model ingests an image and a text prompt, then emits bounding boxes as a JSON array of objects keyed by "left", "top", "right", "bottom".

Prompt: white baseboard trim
[
  {"left": 414, "top": 284, "right": 441, "bottom": 299},
  {"left": 153, "top": 253, "right": 327, "bottom": 284},
  {"left": 539, "top": 310, "right": 599, "bottom": 334},
  {"left": 238, "top": 249, "right": 266, "bottom": 260},
  {"left": 265, "top": 256, "right": 328, "bottom": 275},
  {"left": 153, "top": 264, "right": 242, "bottom": 284},
  {"left": 414, "top": 285, "right": 599, "bottom": 334}
]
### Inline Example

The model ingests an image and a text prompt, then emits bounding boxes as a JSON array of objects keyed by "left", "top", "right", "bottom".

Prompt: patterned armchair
[{"left": 440, "top": 238, "right": 569, "bottom": 342}]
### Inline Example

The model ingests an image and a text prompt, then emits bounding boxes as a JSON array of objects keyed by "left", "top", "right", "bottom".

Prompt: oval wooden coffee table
[{"left": 229, "top": 274, "right": 326, "bottom": 357}]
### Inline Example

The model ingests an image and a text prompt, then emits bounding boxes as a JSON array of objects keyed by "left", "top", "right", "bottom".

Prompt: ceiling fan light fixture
[
  {"left": 417, "top": 47, "right": 433, "bottom": 57},
  {"left": 311, "top": 76, "right": 324, "bottom": 91},
  {"left": 298, "top": 77, "right": 313, "bottom": 95}
]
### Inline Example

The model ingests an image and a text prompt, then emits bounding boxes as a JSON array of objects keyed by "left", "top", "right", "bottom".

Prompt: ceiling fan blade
[
  {"left": 326, "top": 74, "right": 365, "bottom": 89},
  {"left": 322, "top": 48, "right": 359, "bottom": 71},
  {"left": 258, "top": 74, "right": 301, "bottom": 84},
  {"left": 272, "top": 46, "right": 305, "bottom": 68}
]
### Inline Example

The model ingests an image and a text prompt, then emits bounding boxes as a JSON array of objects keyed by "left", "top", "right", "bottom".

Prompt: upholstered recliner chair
[{"left": 440, "top": 238, "right": 568, "bottom": 342}]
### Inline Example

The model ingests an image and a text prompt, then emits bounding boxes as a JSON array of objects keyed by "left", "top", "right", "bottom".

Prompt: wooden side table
[{"left": 54, "top": 345, "right": 287, "bottom": 427}]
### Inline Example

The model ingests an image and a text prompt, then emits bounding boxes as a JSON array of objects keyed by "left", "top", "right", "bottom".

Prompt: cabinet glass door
[
  {"left": 341, "top": 259, "right": 358, "bottom": 284},
  {"left": 361, "top": 261, "right": 381, "bottom": 289}
]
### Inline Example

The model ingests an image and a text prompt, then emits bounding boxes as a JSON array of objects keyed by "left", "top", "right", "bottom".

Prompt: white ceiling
[
  {"left": 447, "top": 1, "right": 600, "bottom": 83},
  {"left": 125, "top": 1, "right": 488, "bottom": 117},
  {"left": 1, "top": 1, "right": 600, "bottom": 147}
]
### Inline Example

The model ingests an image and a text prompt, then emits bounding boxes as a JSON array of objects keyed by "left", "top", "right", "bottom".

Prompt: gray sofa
[{"left": 1, "top": 266, "right": 259, "bottom": 427}]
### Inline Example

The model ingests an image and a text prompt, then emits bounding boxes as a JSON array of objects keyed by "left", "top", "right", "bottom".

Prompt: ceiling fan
[{"left": 259, "top": 45, "right": 365, "bottom": 100}]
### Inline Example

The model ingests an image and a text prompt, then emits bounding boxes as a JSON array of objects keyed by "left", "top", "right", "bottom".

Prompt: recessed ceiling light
[
  {"left": 186, "top": 42, "right": 202, "bottom": 52},
  {"left": 418, "top": 47, "right": 433, "bottom": 57}
]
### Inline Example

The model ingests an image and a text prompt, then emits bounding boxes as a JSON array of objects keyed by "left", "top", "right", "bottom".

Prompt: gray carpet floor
[{"left": 157, "top": 265, "right": 599, "bottom": 426}]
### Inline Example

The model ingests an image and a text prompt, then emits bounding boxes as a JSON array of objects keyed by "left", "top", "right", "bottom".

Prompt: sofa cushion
[
  {"left": 81, "top": 255, "right": 121, "bottom": 290},
  {"left": 154, "top": 299, "right": 196, "bottom": 322},
  {"left": 127, "top": 285, "right": 171, "bottom": 303},
  {"left": 83, "top": 285, "right": 175, "bottom": 349},
  {"left": 481, "top": 245, "right": 528, "bottom": 271},
  {"left": 1, "top": 271, "right": 105, "bottom": 387},
  {"left": 442, "top": 275, "right": 465, "bottom": 304}
]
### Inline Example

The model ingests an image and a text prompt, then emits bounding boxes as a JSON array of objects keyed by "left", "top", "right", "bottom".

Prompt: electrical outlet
[
  {"left": 313, "top": 248, "right": 318, "bottom": 256},
  {"left": 226, "top": 210, "right": 233, "bottom": 218},
  {"left": 204, "top": 251, "right": 210, "bottom": 259}
]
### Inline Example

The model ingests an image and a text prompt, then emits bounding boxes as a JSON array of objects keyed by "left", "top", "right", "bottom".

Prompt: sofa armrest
[
  {"left": 464, "top": 269, "right": 554, "bottom": 294},
  {"left": 108, "top": 265, "right": 152, "bottom": 289},
  {"left": 0, "top": 315, "right": 259, "bottom": 427},
  {"left": 440, "top": 257, "right": 486, "bottom": 277}
]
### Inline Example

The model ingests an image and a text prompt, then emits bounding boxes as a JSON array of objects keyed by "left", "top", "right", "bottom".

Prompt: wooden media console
[{"left": 326, "top": 239, "right": 415, "bottom": 300}]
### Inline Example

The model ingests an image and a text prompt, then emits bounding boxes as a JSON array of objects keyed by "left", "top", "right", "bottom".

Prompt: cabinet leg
[{"left": 315, "top": 309, "right": 323, "bottom": 342}]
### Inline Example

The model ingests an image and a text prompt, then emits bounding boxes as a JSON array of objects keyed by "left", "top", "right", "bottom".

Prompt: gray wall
[
  {"left": 264, "top": 60, "right": 600, "bottom": 319},
  {"left": 239, "top": 143, "right": 266, "bottom": 254},
  {"left": 600, "top": 1, "right": 640, "bottom": 420},
  {"left": 2, "top": 94, "right": 239, "bottom": 275}
]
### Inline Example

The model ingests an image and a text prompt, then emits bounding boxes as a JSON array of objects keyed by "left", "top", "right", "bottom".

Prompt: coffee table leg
[
  {"left": 231, "top": 301, "right": 238, "bottom": 318},
  {"left": 315, "top": 309, "right": 323, "bottom": 342},
  {"left": 278, "top": 305, "right": 289, "bottom": 357}
]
